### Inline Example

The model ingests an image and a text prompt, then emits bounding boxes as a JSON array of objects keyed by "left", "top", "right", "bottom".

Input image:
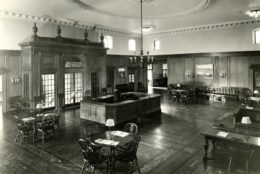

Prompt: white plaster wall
[
  {"left": 97, "top": 32, "right": 141, "bottom": 55},
  {"left": 144, "top": 23, "right": 260, "bottom": 55}
]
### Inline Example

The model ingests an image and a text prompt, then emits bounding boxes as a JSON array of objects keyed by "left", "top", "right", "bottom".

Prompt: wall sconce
[
  {"left": 11, "top": 77, "right": 21, "bottom": 84},
  {"left": 185, "top": 72, "right": 192, "bottom": 77},
  {"left": 219, "top": 73, "right": 226, "bottom": 78}
]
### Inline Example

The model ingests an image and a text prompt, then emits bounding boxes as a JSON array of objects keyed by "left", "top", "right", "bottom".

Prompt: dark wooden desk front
[{"left": 201, "top": 128, "right": 260, "bottom": 161}]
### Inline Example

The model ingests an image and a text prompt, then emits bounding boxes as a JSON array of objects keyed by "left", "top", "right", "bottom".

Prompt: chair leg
[
  {"left": 81, "top": 161, "right": 86, "bottom": 174},
  {"left": 15, "top": 131, "right": 20, "bottom": 142},
  {"left": 246, "top": 159, "right": 249, "bottom": 174},
  {"left": 42, "top": 131, "right": 45, "bottom": 144},
  {"left": 227, "top": 156, "right": 232, "bottom": 174},
  {"left": 135, "top": 159, "right": 141, "bottom": 174},
  {"left": 20, "top": 134, "right": 24, "bottom": 145}
]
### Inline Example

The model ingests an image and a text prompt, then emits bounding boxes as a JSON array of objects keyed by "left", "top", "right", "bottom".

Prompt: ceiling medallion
[{"left": 65, "top": 0, "right": 215, "bottom": 19}]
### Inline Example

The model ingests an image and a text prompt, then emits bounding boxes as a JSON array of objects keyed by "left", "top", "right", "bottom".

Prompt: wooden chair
[
  {"left": 123, "top": 123, "right": 138, "bottom": 135},
  {"left": 78, "top": 138, "right": 107, "bottom": 174},
  {"left": 226, "top": 140, "right": 254, "bottom": 174},
  {"left": 84, "top": 123, "right": 100, "bottom": 137},
  {"left": 53, "top": 108, "right": 62, "bottom": 129},
  {"left": 37, "top": 113, "right": 55, "bottom": 144},
  {"left": 15, "top": 120, "right": 35, "bottom": 144},
  {"left": 114, "top": 135, "right": 141, "bottom": 174}
]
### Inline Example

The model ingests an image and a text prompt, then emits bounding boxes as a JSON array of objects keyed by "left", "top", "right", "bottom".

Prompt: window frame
[
  {"left": 154, "top": 40, "right": 160, "bottom": 50},
  {"left": 104, "top": 35, "right": 113, "bottom": 49},
  {"left": 128, "top": 39, "right": 136, "bottom": 51}
]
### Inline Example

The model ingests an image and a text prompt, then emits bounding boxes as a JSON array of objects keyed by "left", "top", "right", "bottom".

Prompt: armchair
[
  {"left": 114, "top": 135, "right": 141, "bottom": 174},
  {"left": 37, "top": 113, "right": 55, "bottom": 144},
  {"left": 78, "top": 138, "right": 107, "bottom": 174}
]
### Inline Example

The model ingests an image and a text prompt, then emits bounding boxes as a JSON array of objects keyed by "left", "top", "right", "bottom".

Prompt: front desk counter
[{"left": 80, "top": 92, "right": 161, "bottom": 125}]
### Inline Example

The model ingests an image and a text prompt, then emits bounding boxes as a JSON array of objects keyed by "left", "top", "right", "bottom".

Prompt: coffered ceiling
[{"left": 0, "top": 0, "right": 260, "bottom": 34}]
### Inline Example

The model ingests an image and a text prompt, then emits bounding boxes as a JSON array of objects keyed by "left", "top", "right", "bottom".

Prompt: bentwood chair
[
  {"left": 84, "top": 123, "right": 100, "bottom": 137},
  {"left": 15, "top": 119, "right": 35, "bottom": 144},
  {"left": 226, "top": 140, "right": 255, "bottom": 174},
  {"left": 37, "top": 113, "right": 55, "bottom": 144},
  {"left": 78, "top": 138, "right": 107, "bottom": 174},
  {"left": 114, "top": 135, "right": 141, "bottom": 174},
  {"left": 123, "top": 123, "right": 138, "bottom": 135}
]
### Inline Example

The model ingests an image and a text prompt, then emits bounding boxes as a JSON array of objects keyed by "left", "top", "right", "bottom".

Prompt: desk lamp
[
  {"left": 254, "top": 90, "right": 259, "bottom": 97},
  {"left": 106, "top": 119, "right": 115, "bottom": 132}
]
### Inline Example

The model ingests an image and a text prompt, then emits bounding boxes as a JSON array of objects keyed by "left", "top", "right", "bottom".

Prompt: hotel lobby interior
[{"left": 1, "top": 0, "right": 260, "bottom": 173}]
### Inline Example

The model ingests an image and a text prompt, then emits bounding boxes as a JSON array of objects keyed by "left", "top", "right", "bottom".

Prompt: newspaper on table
[
  {"left": 110, "top": 130, "right": 129, "bottom": 137},
  {"left": 216, "top": 131, "right": 229, "bottom": 137},
  {"left": 95, "top": 139, "right": 119, "bottom": 146}
]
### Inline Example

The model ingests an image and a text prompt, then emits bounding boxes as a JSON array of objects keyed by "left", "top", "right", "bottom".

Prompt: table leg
[
  {"left": 212, "top": 140, "right": 217, "bottom": 152},
  {"left": 203, "top": 137, "right": 209, "bottom": 162}
]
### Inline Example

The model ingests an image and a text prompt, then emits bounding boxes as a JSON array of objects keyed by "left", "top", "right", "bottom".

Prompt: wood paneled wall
[{"left": 165, "top": 52, "right": 260, "bottom": 89}]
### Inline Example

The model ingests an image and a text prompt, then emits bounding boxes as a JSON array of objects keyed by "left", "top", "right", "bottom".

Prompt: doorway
[{"left": 65, "top": 72, "right": 83, "bottom": 105}]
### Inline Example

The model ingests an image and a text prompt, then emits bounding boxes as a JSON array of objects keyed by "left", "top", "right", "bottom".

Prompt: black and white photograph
[{"left": 1, "top": 0, "right": 260, "bottom": 173}]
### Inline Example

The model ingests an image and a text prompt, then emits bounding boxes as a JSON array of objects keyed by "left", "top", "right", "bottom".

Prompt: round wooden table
[
  {"left": 91, "top": 131, "right": 134, "bottom": 147},
  {"left": 90, "top": 131, "right": 134, "bottom": 174}
]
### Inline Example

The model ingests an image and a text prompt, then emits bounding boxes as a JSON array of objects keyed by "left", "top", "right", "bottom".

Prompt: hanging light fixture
[
  {"left": 129, "top": 0, "right": 154, "bottom": 68},
  {"left": 242, "top": 6, "right": 260, "bottom": 18}
]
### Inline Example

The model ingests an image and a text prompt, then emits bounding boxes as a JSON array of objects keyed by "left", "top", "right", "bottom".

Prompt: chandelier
[
  {"left": 243, "top": 6, "right": 260, "bottom": 18},
  {"left": 129, "top": 0, "right": 154, "bottom": 68}
]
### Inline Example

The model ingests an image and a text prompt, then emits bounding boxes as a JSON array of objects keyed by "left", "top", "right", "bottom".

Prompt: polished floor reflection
[{"left": 1, "top": 90, "right": 260, "bottom": 174}]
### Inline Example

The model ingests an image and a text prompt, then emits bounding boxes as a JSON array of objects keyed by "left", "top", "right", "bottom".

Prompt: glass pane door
[
  {"left": 41, "top": 74, "right": 55, "bottom": 108},
  {"left": 65, "top": 72, "right": 83, "bottom": 105}
]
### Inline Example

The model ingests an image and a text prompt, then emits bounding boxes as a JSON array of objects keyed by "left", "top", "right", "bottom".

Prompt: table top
[
  {"left": 21, "top": 117, "right": 35, "bottom": 122},
  {"left": 202, "top": 127, "right": 260, "bottom": 147},
  {"left": 90, "top": 131, "right": 134, "bottom": 147}
]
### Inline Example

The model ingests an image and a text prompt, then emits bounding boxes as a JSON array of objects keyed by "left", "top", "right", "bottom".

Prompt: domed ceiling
[{"left": 0, "top": 0, "right": 259, "bottom": 34}]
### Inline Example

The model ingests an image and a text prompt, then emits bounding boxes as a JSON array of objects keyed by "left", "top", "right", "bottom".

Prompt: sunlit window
[
  {"left": 104, "top": 35, "right": 113, "bottom": 49},
  {"left": 41, "top": 74, "right": 55, "bottom": 108},
  {"left": 128, "top": 39, "right": 136, "bottom": 51},
  {"left": 154, "top": 40, "right": 160, "bottom": 50},
  {"left": 255, "top": 29, "right": 260, "bottom": 44}
]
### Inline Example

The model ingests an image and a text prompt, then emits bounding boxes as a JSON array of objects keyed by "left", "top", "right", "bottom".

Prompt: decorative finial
[
  {"left": 84, "top": 29, "right": 89, "bottom": 42},
  {"left": 57, "top": 25, "right": 61, "bottom": 38},
  {"left": 100, "top": 33, "right": 104, "bottom": 46},
  {"left": 32, "top": 23, "right": 38, "bottom": 40}
]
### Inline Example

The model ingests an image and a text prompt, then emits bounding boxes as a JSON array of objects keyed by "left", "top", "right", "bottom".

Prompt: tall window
[
  {"left": 129, "top": 74, "right": 134, "bottom": 83},
  {"left": 254, "top": 29, "right": 260, "bottom": 44},
  {"left": 163, "top": 64, "right": 168, "bottom": 78},
  {"left": 41, "top": 74, "right": 55, "bottom": 108},
  {"left": 104, "top": 35, "right": 113, "bottom": 49},
  {"left": 154, "top": 40, "right": 160, "bottom": 50},
  {"left": 128, "top": 39, "right": 136, "bottom": 51}
]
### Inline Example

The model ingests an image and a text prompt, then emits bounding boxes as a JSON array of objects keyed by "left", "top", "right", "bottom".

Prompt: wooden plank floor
[{"left": 1, "top": 91, "right": 260, "bottom": 174}]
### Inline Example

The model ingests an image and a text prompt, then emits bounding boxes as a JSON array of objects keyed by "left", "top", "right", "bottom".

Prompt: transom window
[
  {"left": 104, "top": 35, "right": 113, "bottom": 49},
  {"left": 154, "top": 40, "right": 160, "bottom": 50},
  {"left": 41, "top": 74, "right": 55, "bottom": 108},
  {"left": 254, "top": 29, "right": 260, "bottom": 44},
  {"left": 128, "top": 39, "right": 136, "bottom": 51}
]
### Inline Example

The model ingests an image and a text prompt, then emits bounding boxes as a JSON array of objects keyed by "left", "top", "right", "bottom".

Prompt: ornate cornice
[
  {"left": 64, "top": 0, "right": 217, "bottom": 19},
  {"left": 0, "top": 11, "right": 138, "bottom": 37},
  {"left": 1, "top": 11, "right": 260, "bottom": 38},
  {"left": 144, "top": 19, "right": 260, "bottom": 38}
]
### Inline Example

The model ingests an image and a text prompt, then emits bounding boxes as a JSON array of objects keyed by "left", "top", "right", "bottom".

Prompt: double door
[{"left": 65, "top": 72, "right": 83, "bottom": 105}]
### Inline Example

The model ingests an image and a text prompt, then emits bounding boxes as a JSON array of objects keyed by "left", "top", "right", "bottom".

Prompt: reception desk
[{"left": 80, "top": 92, "right": 161, "bottom": 125}]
